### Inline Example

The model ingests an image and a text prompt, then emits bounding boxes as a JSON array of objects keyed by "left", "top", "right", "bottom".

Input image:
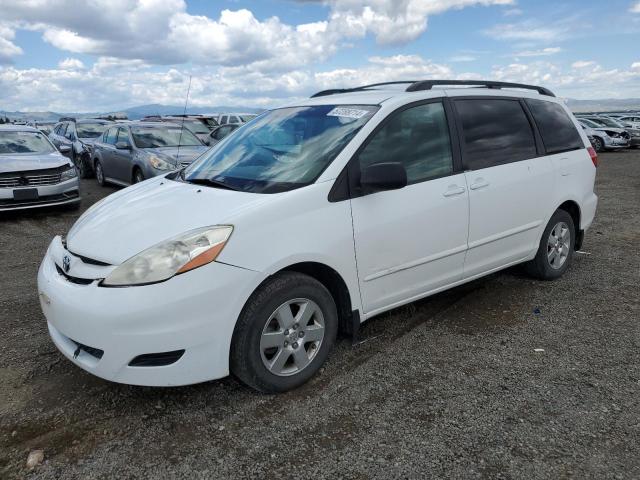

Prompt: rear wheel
[
  {"left": 525, "top": 209, "right": 575, "bottom": 280},
  {"left": 230, "top": 272, "right": 338, "bottom": 393},
  {"left": 95, "top": 160, "right": 106, "bottom": 186}
]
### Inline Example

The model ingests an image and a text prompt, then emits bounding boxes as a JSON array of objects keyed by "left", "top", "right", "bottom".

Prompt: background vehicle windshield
[
  {"left": 77, "top": 123, "right": 108, "bottom": 138},
  {"left": 131, "top": 126, "right": 202, "bottom": 148},
  {"left": 184, "top": 105, "right": 378, "bottom": 193},
  {"left": 592, "top": 117, "right": 623, "bottom": 128},
  {"left": 0, "top": 131, "right": 56, "bottom": 154}
]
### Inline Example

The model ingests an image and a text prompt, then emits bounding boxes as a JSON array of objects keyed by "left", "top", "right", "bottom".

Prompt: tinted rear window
[
  {"left": 526, "top": 99, "right": 584, "bottom": 154},
  {"left": 455, "top": 99, "right": 537, "bottom": 170}
]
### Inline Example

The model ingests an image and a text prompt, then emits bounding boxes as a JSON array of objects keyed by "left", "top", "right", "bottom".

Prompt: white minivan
[{"left": 38, "top": 80, "right": 598, "bottom": 392}]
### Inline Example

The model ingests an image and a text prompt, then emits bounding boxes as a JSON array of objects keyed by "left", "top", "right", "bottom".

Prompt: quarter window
[
  {"left": 455, "top": 99, "right": 537, "bottom": 170},
  {"left": 526, "top": 99, "right": 584, "bottom": 154},
  {"left": 358, "top": 102, "right": 453, "bottom": 185}
]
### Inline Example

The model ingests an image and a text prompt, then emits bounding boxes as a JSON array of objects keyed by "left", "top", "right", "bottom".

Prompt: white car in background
[
  {"left": 38, "top": 80, "right": 597, "bottom": 393},
  {"left": 1, "top": 125, "right": 80, "bottom": 211}
]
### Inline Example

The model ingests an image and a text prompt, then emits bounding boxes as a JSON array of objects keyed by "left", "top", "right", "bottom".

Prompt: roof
[{"left": 0, "top": 124, "right": 40, "bottom": 132}]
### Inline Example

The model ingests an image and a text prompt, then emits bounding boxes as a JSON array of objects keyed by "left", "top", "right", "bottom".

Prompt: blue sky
[{"left": 0, "top": 0, "right": 639, "bottom": 112}]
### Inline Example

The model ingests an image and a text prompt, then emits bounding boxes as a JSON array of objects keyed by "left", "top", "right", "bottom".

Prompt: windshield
[
  {"left": 580, "top": 119, "right": 599, "bottom": 128},
  {"left": 240, "top": 114, "right": 258, "bottom": 122},
  {"left": 77, "top": 122, "right": 108, "bottom": 138},
  {"left": 131, "top": 126, "right": 203, "bottom": 148},
  {"left": 202, "top": 118, "right": 218, "bottom": 128},
  {"left": 0, "top": 131, "right": 56, "bottom": 154},
  {"left": 184, "top": 104, "right": 378, "bottom": 193},
  {"left": 587, "top": 117, "right": 621, "bottom": 128}
]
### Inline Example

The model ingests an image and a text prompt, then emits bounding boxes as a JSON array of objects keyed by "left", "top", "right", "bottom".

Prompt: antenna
[{"left": 176, "top": 75, "right": 192, "bottom": 166}]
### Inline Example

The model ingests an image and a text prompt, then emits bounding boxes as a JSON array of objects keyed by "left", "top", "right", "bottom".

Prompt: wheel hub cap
[
  {"left": 260, "top": 298, "right": 325, "bottom": 377},
  {"left": 547, "top": 221, "right": 570, "bottom": 269}
]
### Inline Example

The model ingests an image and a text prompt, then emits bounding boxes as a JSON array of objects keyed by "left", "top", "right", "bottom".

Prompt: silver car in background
[
  {"left": 0, "top": 125, "right": 80, "bottom": 211},
  {"left": 91, "top": 122, "right": 209, "bottom": 187}
]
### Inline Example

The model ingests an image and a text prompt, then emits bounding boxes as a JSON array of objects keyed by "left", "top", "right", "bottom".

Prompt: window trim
[
  {"left": 523, "top": 98, "right": 585, "bottom": 156},
  {"left": 329, "top": 97, "right": 461, "bottom": 202},
  {"left": 451, "top": 96, "right": 541, "bottom": 172}
]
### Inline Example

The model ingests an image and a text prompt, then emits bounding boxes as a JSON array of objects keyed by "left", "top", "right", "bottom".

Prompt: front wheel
[
  {"left": 95, "top": 160, "right": 106, "bottom": 187},
  {"left": 592, "top": 137, "right": 604, "bottom": 153},
  {"left": 133, "top": 168, "right": 144, "bottom": 184},
  {"left": 525, "top": 209, "right": 575, "bottom": 280},
  {"left": 230, "top": 272, "right": 338, "bottom": 393}
]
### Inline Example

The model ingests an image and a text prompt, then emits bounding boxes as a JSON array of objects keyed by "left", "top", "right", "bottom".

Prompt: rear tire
[
  {"left": 525, "top": 209, "right": 575, "bottom": 280},
  {"left": 230, "top": 272, "right": 338, "bottom": 393},
  {"left": 95, "top": 160, "right": 106, "bottom": 187}
]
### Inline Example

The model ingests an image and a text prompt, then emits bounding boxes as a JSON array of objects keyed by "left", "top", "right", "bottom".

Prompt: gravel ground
[{"left": 1, "top": 150, "right": 638, "bottom": 479}]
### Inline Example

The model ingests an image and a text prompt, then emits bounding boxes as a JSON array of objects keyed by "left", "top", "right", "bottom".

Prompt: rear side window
[
  {"left": 358, "top": 101, "right": 453, "bottom": 184},
  {"left": 526, "top": 99, "right": 583, "bottom": 154},
  {"left": 455, "top": 99, "right": 536, "bottom": 170}
]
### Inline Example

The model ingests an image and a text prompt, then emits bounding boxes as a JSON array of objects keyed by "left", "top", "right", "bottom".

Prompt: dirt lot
[{"left": 1, "top": 150, "right": 639, "bottom": 479}]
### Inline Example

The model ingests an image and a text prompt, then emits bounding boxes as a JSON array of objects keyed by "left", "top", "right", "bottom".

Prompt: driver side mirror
[
  {"left": 360, "top": 162, "right": 407, "bottom": 193},
  {"left": 115, "top": 141, "right": 130, "bottom": 150},
  {"left": 58, "top": 144, "right": 71, "bottom": 154}
]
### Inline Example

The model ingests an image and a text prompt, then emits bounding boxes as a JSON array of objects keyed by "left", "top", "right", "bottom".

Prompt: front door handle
[
  {"left": 443, "top": 185, "right": 466, "bottom": 197},
  {"left": 469, "top": 179, "right": 490, "bottom": 190}
]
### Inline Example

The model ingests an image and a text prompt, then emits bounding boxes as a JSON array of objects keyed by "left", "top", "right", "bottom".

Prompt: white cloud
[
  {"left": 58, "top": 57, "right": 85, "bottom": 70},
  {"left": 512, "top": 47, "right": 562, "bottom": 58},
  {"left": 484, "top": 21, "right": 571, "bottom": 43},
  {"left": 450, "top": 55, "right": 477, "bottom": 62},
  {"left": 630, "top": 1, "right": 640, "bottom": 13},
  {"left": 0, "top": 24, "right": 22, "bottom": 63},
  {"left": 572, "top": 60, "right": 596, "bottom": 69}
]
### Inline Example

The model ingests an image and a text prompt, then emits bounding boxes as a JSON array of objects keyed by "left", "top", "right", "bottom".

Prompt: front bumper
[
  {"left": 0, "top": 177, "right": 80, "bottom": 211},
  {"left": 603, "top": 136, "right": 630, "bottom": 149},
  {"left": 38, "top": 236, "right": 264, "bottom": 386}
]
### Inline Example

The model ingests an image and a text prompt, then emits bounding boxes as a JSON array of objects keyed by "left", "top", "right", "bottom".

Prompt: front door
[
  {"left": 350, "top": 100, "right": 470, "bottom": 316},
  {"left": 112, "top": 127, "right": 134, "bottom": 183}
]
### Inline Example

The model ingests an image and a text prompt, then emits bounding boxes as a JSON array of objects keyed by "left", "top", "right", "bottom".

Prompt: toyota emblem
[{"left": 62, "top": 255, "right": 71, "bottom": 273}]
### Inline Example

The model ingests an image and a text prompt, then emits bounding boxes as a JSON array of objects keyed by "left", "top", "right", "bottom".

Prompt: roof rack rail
[
  {"left": 405, "top": 80, "right": 555, "bottom": 97},
  {"left": 310, "top": 81, "right": 419, "bottom": 98},
  {"left": 310, "top": 79, "right": 555, "bottom": 98}
]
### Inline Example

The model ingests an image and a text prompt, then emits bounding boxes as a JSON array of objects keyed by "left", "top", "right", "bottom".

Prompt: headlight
[
  {"left": 102, "top": 225, "right": 233, "bottom": 286},
  {"left": 148, "top": 155, "right": 175, "bottom": 171},
  {"left": 60, "top": 164, "right": 78, "bottom": 181}
]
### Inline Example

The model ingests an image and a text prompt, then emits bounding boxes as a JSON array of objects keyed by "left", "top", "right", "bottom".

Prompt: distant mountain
[
  {"left": 0, "top": 104, "right": 264, "bottom": 122},
  {"left": 1, "top": 98, "right": 638, "bottom": 122}
]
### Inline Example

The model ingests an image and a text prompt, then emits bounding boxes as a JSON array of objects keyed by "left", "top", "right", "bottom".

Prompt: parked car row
[{"left": 575, "top": 113, "right": 640, "bottom": 152}]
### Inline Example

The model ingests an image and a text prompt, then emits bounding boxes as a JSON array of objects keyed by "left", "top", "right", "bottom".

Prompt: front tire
[
  {"left": 95, "top": 160, "right": 106, "bottom": 187},
  {"left": 525, "top": 209, "right": 575, "bottom": 280},
  {"left": 592, "top": 137, "right": 604, "bottom": 153},
  {"left": 133, "top": 168, "right": 144, "bottom": 184},
  {"left": 230, "top": 272, "right": 338, "bottom": 393}
]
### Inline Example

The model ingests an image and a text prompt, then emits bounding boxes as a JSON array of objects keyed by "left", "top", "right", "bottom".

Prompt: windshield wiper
[{"left": 185, "top": 177, "right": 240, "bottom": 191}]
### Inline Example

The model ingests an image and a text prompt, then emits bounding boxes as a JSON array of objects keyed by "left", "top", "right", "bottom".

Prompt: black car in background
[{"left": 49, "top": 118, "right": 112, "bottom": 178}]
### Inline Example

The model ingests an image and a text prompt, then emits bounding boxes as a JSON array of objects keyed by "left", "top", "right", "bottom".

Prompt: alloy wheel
[
  {"left": 547, "top": 221, "right": 570, "bottom": 269},
  {"left": 260, "top": 298, "right": 325, "bottom": 377}
]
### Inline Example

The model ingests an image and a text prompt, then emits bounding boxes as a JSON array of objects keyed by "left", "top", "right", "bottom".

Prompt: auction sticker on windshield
[{"left": 326, "top": 107, "right": 371, "bottom": 119}]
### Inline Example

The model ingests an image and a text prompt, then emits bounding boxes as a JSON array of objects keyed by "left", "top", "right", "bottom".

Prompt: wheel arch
[
  {"left": 268, "top": 261, "right": 358, "bottom": 337},
  {"left": 557, "top": 200, "right": 583, "bottom": 250}
]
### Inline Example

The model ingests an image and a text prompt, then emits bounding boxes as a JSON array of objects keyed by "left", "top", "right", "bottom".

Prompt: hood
[
  {"left": 146, "top": 146, "right": 209, "bottom": 165},
  {"left": 593, "top": 127, "right": 626, "bottom": 134},
  {"left": 0, "top": 152, "right": 71, "bottom": 174},
  {"left": 66, "top": 176, "right": 271, "bottom": 264}
]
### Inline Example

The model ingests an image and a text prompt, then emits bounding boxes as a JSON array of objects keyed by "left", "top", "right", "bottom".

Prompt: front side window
[
  {"left": 526, "top": 99, "right": 583, "bottom": 154},
  {"left": 131, "top": 126, "right": 202, "bottom": 148},
  {"left": 455, "top": 98, "right": 537, "bottom": 170},
  {"left": 0, "top": 131, "right": 57, "bottom": 154},
  {"left": 184, "top": 104, "right": 378, "bottom": 193},
  {"left": 358, "top": 102, "right": 453, "bottom": 184},
  {"left": 105, "top": 128, "right": 118, "bottom": 145}
]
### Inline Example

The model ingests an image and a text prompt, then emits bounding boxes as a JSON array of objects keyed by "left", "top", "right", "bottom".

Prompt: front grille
[
  {"left": 0, "top": 165, "right": 67, "bottom": 188},
  {"left": 55, "top": 264, "right": 94, "bottom": 285},
  {"left": 180, "top": 161, "right": 191, "bottom": 168},
  {"left": 129, "top": 350, "right": 185, "bottom": 367},
  {"left": 67, "top": 249, "right": 111, "bottom": 266}
]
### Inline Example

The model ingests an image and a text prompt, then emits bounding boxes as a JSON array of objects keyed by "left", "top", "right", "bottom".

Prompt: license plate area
[{"left": 13, "top": 188, "right": 39, "bottom": 201}]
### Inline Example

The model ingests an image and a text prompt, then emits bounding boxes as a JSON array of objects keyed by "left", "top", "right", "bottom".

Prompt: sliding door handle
[
  {"left": 443, "top": 186, "right": 466, "bottom": 197},
  {"left": 469, "top": 179, "right": 490, "bottom": 190}
]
